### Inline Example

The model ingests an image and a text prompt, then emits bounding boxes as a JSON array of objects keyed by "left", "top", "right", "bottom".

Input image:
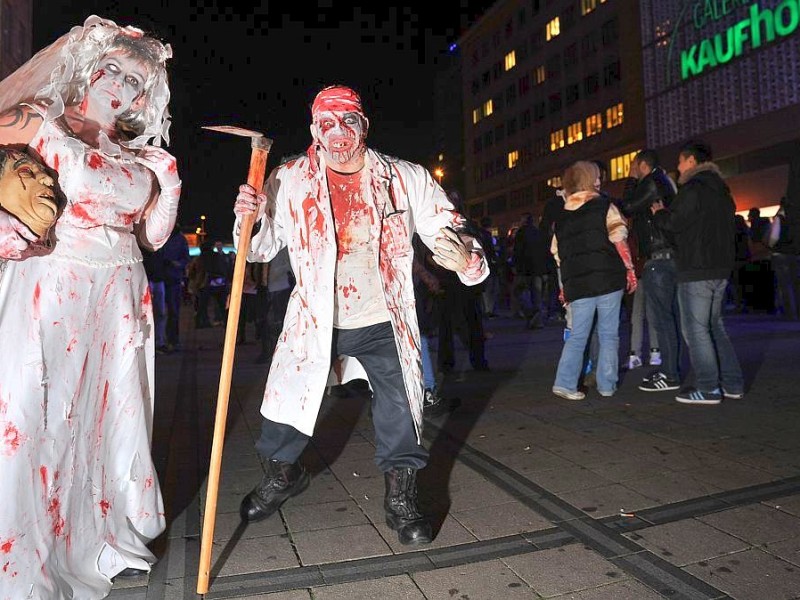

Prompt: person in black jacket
[
  {"left": 621, "top": 149, "right": 683, "bottom": 393},
  {"left": 651, "top": 141, "right": 744, "bottom": 404}
]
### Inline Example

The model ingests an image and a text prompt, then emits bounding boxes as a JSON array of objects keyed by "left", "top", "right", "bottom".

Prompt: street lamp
[{"left": 433, "top": 167, "right": 444, "bottom": 186}]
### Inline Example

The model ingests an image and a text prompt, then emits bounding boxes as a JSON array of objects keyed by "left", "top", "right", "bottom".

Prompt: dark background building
[{"left": 455, "top": 0, "right": 645, "bottom": 234}]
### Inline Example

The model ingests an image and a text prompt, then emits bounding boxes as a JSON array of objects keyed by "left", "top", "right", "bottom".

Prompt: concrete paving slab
[
  {"left": 503, "top": 544, "right": 630, "bottom": 597},
  {"left": 685, "top": 547, "right": 800, "bottom": 600},
  {"left": 292, "top": 523, "right": 392, "bottom": 565},
  {"left": 624, "top": 519, "right": 748, "bottom": 566},
  {"left": 412, "top": 558, "right": 541, "bottom": 598},
  {"left": 697, "top": 504, "right": 800, "bottom": 545},
  {"left": 453, "top": 500, "right": 554, "bottom": 539}
]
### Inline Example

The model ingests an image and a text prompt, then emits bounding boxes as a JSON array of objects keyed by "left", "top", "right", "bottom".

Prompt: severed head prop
[{"left": 0, "top": 147, "right": 63, "bottom": 238}]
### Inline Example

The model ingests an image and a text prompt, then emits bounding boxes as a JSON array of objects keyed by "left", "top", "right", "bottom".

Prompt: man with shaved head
[{"left": 232, "top": 85, "right": 489, "bottom": 545}]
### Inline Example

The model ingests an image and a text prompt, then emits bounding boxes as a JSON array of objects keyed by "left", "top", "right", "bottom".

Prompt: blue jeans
[
  {"left": 554, "top": 290, "right": 623, "bottom": 393},
  {"left": 643, "top": 258, "right": 682, "bottom": 381},
  {"left": 677, "top": 279, "right": 743, "bottom": 394},
  {"left": 420, "top": 334, "right": 436, "bottom": 390}
]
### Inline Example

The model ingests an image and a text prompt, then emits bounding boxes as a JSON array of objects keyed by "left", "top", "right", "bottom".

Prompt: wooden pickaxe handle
[{"left": 197, "top": 133, "right": 272, "bottom": 595}]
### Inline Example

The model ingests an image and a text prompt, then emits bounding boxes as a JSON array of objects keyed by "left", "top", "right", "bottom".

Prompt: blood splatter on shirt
[{"left": 327, "top": 167, "right": 389, "bottom": 328}]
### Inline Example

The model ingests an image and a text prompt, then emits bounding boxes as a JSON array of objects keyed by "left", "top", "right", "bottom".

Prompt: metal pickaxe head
[{"left": 202, "top": 125, "right": 273, "bottom": 151}]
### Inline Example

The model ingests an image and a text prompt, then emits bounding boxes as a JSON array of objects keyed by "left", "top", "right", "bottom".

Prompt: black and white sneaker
[
  {"left": 423, "top": 388, "right": 455, "bottom": 417},
  {"left": 722, "top": 388, "right": 744, "bottom": 400},
  {"left": 675, "top": 388, "right": 722, "bottom": 405},
  {"left": 638, "top": 372, "right": 681, "bottom": 392}
]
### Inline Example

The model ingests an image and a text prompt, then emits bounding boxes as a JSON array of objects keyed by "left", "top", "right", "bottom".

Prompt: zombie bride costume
[{"left": 0, "top": 16, "right": 179, "bottom": 599}]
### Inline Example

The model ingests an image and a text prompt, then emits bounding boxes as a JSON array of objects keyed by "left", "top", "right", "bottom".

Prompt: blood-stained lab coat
[{"left": 233, "top": 149, "right": 488, "bottom": 440}]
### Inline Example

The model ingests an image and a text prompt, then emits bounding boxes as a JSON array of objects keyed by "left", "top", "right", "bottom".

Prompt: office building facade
[{"left": 458, "top": 0, "right": 646, "bottom": 232}]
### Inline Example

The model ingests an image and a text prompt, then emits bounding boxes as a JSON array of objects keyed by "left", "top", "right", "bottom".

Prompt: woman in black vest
[{"left": 551, "top": 161, "right": 638, "bottom": 399}]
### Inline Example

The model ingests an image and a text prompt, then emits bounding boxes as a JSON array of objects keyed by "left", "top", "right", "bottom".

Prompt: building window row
[
  {"left": 469, "top": 17, "right": 619, "bottom": 97},
  {"left": 474, "top": 100, "right": 623, "bottom": 158},
  {"left": 472, "top": 99, "right": 494, "bottom": 125},
  {"left": 609, "top": 150, "right": 640, "bottom": 182},
  {"left": 547, "top": 102, "right": 623, "bottom": 154},
  {"left": 581, "top": 0, "right": 607, "bottom": 16}
]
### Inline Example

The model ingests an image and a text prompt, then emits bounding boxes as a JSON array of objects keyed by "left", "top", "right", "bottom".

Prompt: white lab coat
[{"left": 234, "top": 148, "right": 488, "bottom": 440}]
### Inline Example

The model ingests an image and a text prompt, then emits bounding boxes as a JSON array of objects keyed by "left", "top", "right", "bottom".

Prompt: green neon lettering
[
  {"left": 681, "top": 45, "right": 700, "bottom": 79},
  {"left": 733, "top": 18, "right": 750, "bottom": 55},
  {"left": 750, "top": 2, "right": 776, "bottom": 48},
  {"left": 697, "top": 39, "right": 718, "bottom": 72},
  {"left": 714, "top": 28, "right": 736, "bottom": 63},
  {"left": 774, "top": 0, "right": 800, "bottom": 36},
  {"left": 680, "top": 1, "right": 800, "bottom": 80},
  {"left": 693, "top": 2, "right": 705, "bottom": 28}
]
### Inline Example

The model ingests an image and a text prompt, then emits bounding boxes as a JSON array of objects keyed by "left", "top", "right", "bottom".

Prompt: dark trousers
[
  {"left": 164, "top": 281, "right": 182, "bottom": 346},
  {"left": 255, "top": 321, "right": 428, "bottom": 472},
  {"left": 643, "top": 258, "right": 682, "bottom": 381},
  {"left": 437, "top": 282, "right": 487, "bottom": 369},
  {"left": 257, "top": 287, "right": 291, "bottom": 358}
]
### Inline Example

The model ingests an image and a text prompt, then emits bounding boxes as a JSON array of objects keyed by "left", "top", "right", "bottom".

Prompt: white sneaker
[
  {"left": 552, "top": 386, "right": 585, "bottom": 400},
  {"left": 627, "top": 353, "right": 643, "bottom": 369},
  {"left": 649, "top": 348, "right": 662, "bottom": 366}
]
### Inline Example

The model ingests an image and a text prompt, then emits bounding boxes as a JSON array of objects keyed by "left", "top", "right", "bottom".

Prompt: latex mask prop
[{"left": 0, "top": 147, "right": 61, "bottom": 237}]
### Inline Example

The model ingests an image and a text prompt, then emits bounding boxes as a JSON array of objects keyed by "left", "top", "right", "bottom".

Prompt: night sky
[{"left": 34, "top": 1, "right": 496, "bottom": 240}]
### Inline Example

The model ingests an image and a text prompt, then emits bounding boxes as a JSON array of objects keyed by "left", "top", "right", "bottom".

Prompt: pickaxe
[{"left": 196, "top": 126, "right": 273, "bottom": 595}]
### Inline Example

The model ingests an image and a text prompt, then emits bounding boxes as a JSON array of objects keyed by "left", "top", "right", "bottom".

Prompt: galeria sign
[{"left": 681, "top": 0, "right": 800, "bottom": 79}]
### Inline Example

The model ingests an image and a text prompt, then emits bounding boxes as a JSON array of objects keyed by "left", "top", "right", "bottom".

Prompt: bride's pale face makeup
[{"left": 84, "top": 52, "right": 148, "bottom": 121}]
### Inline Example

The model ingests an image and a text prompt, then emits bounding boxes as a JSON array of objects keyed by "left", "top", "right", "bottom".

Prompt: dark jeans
[
  {"left": 196, "top": 285, "right": 227, "bottom": 327},
  {"left": 513, "top": 273, "right": 544, "bottom": 322},
  {"left": 771, "top": 253, "right": 800, "bottom": 320},
  {"left": 437, "top": 280, "right": 487, "bottom": 369},
  {"left": 255, "top": 321, "right": 428, "bottom": 472},
  {"left": 643, "top": 258, "right": 682, "bottom": 381},
  {"left": 677, "top": 279, "right": 744, "bottom": 394}
]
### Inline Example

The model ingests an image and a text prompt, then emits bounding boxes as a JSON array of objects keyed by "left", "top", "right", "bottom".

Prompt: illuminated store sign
[{"left": 678, "top": 1, "right": 800, "bottom": 80}]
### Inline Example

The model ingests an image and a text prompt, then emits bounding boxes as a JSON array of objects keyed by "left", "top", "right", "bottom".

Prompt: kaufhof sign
[{"left": 678, "top": 0, "right": 800, "bottom": 80}]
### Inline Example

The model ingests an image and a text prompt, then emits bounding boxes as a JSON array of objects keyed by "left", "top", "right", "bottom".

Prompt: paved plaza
[{"left": 110, "top": 309, "right": 800, "bottom": 600}]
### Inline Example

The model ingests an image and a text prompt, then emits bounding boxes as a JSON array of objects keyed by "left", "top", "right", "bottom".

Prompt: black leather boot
[
  {"left": 384, "top": 467, "right": 433, "bottom": 545},
  {"left": 239, "top": 459, "right": 309, "bottom": 523}
]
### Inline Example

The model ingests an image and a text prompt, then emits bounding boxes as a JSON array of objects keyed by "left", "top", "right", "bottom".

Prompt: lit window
[
  {"left": 504, "top": 50, "right": 516, "bottom": 71},
  {"left": 550, "top": 129, "right": 565, "bottom": 151},
  {"left": 508, "top": 150, "right": 520, "bottom": 169},
  {"left": 610, "top": 150, "right": 640, "bottom": 181},
  {"left": 581, "top": 0, "right": 606, "bottom": 16},
  {"left": 585, "top": 113, "right": 603, "bottom": 137},
  {"left": 534, "top": 65, "right": 546, "bottom": 84},
  {"left": 547, "top": 176, "right": 562, "bottom": 188},
  {"left": 546, "top": 17, "right": 560, "bottom": 41},
  {"left": 605, "top": 102, "right": 624, "bottom": 128},
  {"left": 567, "top": 121, "right": 583, "bottom": 145},
  {"left": 472, "top": 99, "right": 494, "bottom": 125}
]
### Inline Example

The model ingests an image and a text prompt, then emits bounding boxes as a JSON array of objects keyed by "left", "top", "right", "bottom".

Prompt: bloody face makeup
[
  {"left": 0, "top": 150, "right": 59, "bottom": 237},
  {"left": 312, "top": 111, "right": 367, "bottom": 167},
  {"left": 309, "top": 85, "right": 369, "bottom": 169},
  {"left": 85, "top": 52, "right": 148, "bottom": 120}
]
